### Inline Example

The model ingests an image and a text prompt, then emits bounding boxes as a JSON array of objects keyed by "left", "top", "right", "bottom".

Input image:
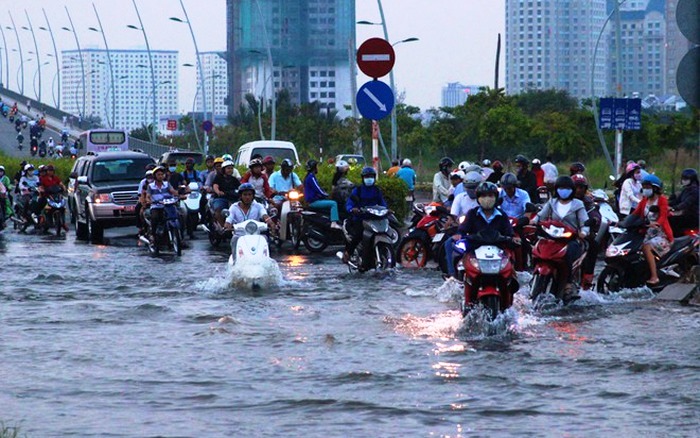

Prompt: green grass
[
  {"left": 0, "top": 421, "right": 22, "bottom": 438},
  {"left": 0, "top": 150, "right": 75, "bottom": 183}
]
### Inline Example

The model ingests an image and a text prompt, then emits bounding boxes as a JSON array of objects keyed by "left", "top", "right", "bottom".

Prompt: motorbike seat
[{"left": 668, "top": 236, "right": 692, "bottom": 254}]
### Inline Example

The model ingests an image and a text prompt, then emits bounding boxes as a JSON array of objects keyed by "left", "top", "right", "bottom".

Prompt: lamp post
[
  {"left": 169, "top": 0, "right": 208, "bottom": 154},
  {"left": 39, "top": 8, "right": 60, "bottom": 109},
  {"left": 90, "top": 3, "right": 116, "bottom": 129},
  {"left": 7, "top": 13, "right": 23, "bottom": 95},
  {"left": 73, "top": 69, "right": 96, "bottom": 117},
  {"left": 16, "top": 58, "right": 32, "bottom": 94},
  {"left": 249, "top": 49, "right": 270, "bottom": 140},
  {"left": 63, "top": 6, "right": 86, "bottom": 118},
  {"left": 252, "top": 0, "right": 275, "bottom": 140},
  {"left": 32, "top": 61, "right": 50, "bottom": 100},
  {"left": 22, "top": 11, "right": 41, "bottom": 102},
  {"left": 0, "top": 25, "right": 9, "bottom": 88},
  {"left": 127, "top": 0, "right": 157, "bottom": 143}
]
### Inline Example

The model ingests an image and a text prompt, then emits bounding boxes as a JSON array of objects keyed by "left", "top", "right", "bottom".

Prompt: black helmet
[
  {"left": 281, "top": 158, "right": 294, "bottom": 169},
  {"left": 361, "top": 166, "right": 376, "bottom": 178},
  {"left": 514, "top": 154, "right": 529, "bottom": 165},
  {"left": 569, "top": 162, "right": 586, "bottom": 175},
  {"left": 475, "top": 181, "right": 498, "bottom": 198},
  {"left": 500, "top": 172, "right": 518, "bottom": 187},
  {"left": 681, "top": 168, "right": 698, "bottom": 183},
  {"left": 205, "top": 154, "right": 215, "bottom": 161},
  {"left": 305, "top": 159, "right": 318, "bottom": 172},
  {"left": 554, "top": 175, "right": 575, "bottom": 190},
  {"left": 438, "top": 157, "right": 454, "bottom": 171}
]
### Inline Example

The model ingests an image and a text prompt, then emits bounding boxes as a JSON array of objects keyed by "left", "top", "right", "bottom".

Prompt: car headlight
[{"left": 93, "top": 193, "right": 111, "bottom": 204}]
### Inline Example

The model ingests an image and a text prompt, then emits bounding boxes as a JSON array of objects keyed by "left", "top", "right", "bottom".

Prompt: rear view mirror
[{"left": 77, "top": 176, "right": 88, "bottom": 184}]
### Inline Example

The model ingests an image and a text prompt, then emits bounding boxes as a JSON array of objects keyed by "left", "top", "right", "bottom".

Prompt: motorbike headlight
[
  {"left": 500, "top": 256, "right": 510, "bottom": 270},
  {"left": 288, "top": 191, "right": 301, "bottom": 201},
  {"left": 468, "top": 255, "right": 480, "bottom": 271},
  {"left": 245, "top": 221, "right": 258, "bottom": 235},
  {"left": 478, "top": 259, "right": 502, "bottom": 274}
]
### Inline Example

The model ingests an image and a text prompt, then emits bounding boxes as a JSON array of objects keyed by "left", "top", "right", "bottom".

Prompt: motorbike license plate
[
  {"left": 123, "top": 205, "right": 135, "bottom": 213},
  {"left": 432, "top": 232, "right": 444, "bottom": 243}
]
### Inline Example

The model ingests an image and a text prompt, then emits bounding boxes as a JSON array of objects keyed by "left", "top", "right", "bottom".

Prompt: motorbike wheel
[
  {"left": 530, "top": 273, "right": 554, "bottom": 302},
  {"left": 376, "top": 242, "right": 396, "bottom": 270},
  {"left": 186, "top": 212, "right": 198, "bottom": 239},
  {"left": 208, "top": 229, "right": 221, "bottom": 247},
  {"left": 289, "top": 217, "right": 302, "bottom": 250},
  {"left": 54, "top": 211, "right": 63, "bottom": 236},
  {"left": 481, "top": 295, "right": 500, "bottom": 321},
  {"left": 303, "top": 235, "right": 328, "bottom": 253},
  {"left": 398, "top": 238, "right": 429, "bottom": 268},
  {"left": 596, "top": 266, "right": 624, "bottom": 294},
  {"left": 169, "top": 226, "right": 182, "bottom": 256}
]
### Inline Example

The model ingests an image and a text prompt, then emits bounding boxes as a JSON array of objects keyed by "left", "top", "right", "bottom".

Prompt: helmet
[
  {"left": 222, "top": 160, "right": 235, "bottom": 168},
  {"left": 439, "top": 157, "right": 454, "bottom": 171},
  {"left": 222, "top": 154, "right": 233, "bottom": 162},
  {"left": 492, "top": 160, "right": 503, "bottom": 170},
  {"left": 185, "top": 157, "right": 195, "bottom": 165},
  {"left": 463, "top": 164, "right": 482, "bottom": 175},
  {"left": 532, "top": 158, "right": 541, "bottom": 166},
  {"left": 475, "top": 181, "right": 499, "bottom": 198},
  {"left": 458, "top": 161, "right": 470, "bottom": 172},
  {"left": 641, "top": 174, "right": 662, "bottom": 189},
  {"left": 145, "top": 170, "right": 154, "bottom": 178},
  {"left": 306, "top": 159, "right": 318, "bottom": 172},
  {"left": 571, "top": 173, "right": 588, "bottom": 188},
  {"left": 514, "top": 154, "right": 529, "bottom": 165},
  {"left": 361, "top": 166, "right": 376, "bottom": 178},
  {"left": 680, "top": 168, "right": 698, "bottom": 182},
  {"left": 248, "top": 158, "right": 263, "bottom": 169},
  {"left": 24, "top": 164, "right": 34, "bottom": 172},
  {"left": 205, "top": 154, "right": 215, "bottom": 161},
  {"left": 262, "top": 155, "right": 275, "bottom": 165},
  {"left": 145, "top": 163, "right": 157, "bottom": 171},
  {"left": 450, "top": 169, "right": 465, "bottom": 180},
  {"left": 0, "top": 165, "right": 4, "bottom": 172},
  {"left": 463, "top": 171, "right": 482, "bottom": 188},
  {"left": 625, "top": 162, "right": 640, "bottom": 174},
  {"left": 500, "top": 172, "right": 518, "bottom": 187},
  {"left": 45, "top": 164, "right": 55, "bottom": 171},
  {"left": 402, "top": 158, "right": 412, "bottom": 167},
  {"left": 38, "top": 165, "right": 46, "bottom": 171},
  {"left": 153, "top": 166, "right": 166, "bottom": 174},
  {"left": 213, "top": 157, "right": 224, "bottom": 165},
  {"left": 554, "top": 175, "right": 575, "bottom": 190},
  {"left": 238, "top": 182, "right": 255, "bottom": 194},
  {"left": 281, "top": 159, "right": 294, "bottom": 169},
  {"left": 637, "top": 159, "right": 646, "bottom": 169},
  {"left": 335, "top": 159, "right": 349, "bottom": 169},
  {"left": 482, "top": 159, "right": 491, "bottom": 167},
  {"left": 569, "top": 162, "right": 586, "bottom": 175}
]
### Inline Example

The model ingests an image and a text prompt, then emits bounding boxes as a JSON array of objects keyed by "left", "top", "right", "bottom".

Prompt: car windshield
[
  {"left": 251, "top": 148, "right": 296, "bottom": 164},
  {"left": 92, "top": 158, "right": 154, "bottom": 183}
]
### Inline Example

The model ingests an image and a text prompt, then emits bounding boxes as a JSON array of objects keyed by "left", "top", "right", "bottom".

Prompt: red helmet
[
  {"left": 492, "top": 160, "right": 503, "bottom": 170},
  {"left": 571, "top": 173, "right": 588, "bottom": 188}
]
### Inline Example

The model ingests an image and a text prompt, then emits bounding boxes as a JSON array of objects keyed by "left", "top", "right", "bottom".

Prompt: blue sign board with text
[
  {"left": 356, "top": 80, "right": 395, "bottom": 121},
  {"left": 598, "top": 98, "right": 642, "bottom": 131}
]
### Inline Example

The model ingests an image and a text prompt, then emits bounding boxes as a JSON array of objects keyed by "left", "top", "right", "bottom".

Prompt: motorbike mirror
[{"left": 77, "top": 176, "right": 88, "bottom": 184}]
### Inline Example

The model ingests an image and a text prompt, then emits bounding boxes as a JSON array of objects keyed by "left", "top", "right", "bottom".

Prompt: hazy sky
[{"left": 2, "top": 0, "right": 505, "bottom": 112}]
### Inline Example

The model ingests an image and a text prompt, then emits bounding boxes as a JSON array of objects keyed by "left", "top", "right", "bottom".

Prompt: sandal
[{"left": 646, "top": 279, "right": 660, "bottom": 286}]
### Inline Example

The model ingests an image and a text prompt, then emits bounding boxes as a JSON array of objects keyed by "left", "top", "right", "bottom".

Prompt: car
[
  {"left": 335, "top": 154, "right": 366, "bottom": 166},
  {"left": 234, "top": 140, "right": 299, "bottom": 167},
  {"left": 68, "top": 151, "right": 155, "bottom": 243},
  {"left": 158, "top": 150, "right": 204, "bottom": 166}
]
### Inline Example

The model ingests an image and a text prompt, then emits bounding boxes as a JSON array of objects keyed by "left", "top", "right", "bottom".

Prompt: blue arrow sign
[{"left": 356, "top": 80, "right": 395, "bottom": 120}]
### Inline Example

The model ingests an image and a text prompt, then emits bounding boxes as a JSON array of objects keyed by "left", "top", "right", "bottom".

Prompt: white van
[{"left": 234, "top": 140, "right": 300, "bottom": 167}]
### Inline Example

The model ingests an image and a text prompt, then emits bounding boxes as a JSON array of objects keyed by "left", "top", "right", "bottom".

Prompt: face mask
[
  {"left": 478, "top": 196, "right": 496, "bottom": 210},
  {"left": 557, "top": 188, "right": 572, "bottom": 199},
  {"left": 642, "top": 188, "right": 654, "bottom": 198},
  {"left": 633, "top": 173, "right": 642, "bottom": 181},
  {"left": 169, "top": 166, "right": 177, "bottom": 172},
  {"left": 681, "top": 179, "right": 690, "bottom": 187},
  {"left": 363, "top": 178, "right": 375, "bottom": 186}
]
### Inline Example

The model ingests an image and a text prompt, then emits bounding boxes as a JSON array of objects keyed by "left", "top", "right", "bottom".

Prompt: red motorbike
[
  {"left": 530, "top": 220, "right": 587, "bottom": 305},
  {"left": 461, "top": 229, "right": 519, "bottom": 319},
  {"left": 398, "top": 202, "right": 451, "bottom": 268},
  {"left": 508, "top": 215, "right": 537, "bottom": 271}
]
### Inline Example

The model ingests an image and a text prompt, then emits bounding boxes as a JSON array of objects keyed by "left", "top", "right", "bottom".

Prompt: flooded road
[{"left": 1, "top": 228, "right": 698, "bottom": 437}]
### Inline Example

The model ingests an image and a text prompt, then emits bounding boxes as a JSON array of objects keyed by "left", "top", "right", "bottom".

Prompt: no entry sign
[{"left": 357, "top": 37, "right": 395, "bottom": 78}]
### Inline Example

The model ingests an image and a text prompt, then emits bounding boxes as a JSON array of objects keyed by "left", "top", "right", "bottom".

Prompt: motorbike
[
  {"left": 509, "top": 215, "right": 536, "bottom": 271},
  {"left": 339, "top": 205, "right": 397, "bottom": 273},
  {"left": 460, "top": 229, "right": 520, "bottom": 319},
  {"left": 274, "top": 190, "right": 304, "bottom": 249},
  {"left": 397, "top": 202, "right": 451, "bottom": 268},
  {"left": 13, "top": 191, "right": 39, "bottom": 233},
  {"left": 140, "top": 197, "right": 184, "bottom": 256},
  {"left": 40, "top": 186, "right": 67, "bottom": 236},
  {"left": 530, "top": 220, "right": 588, "bottom": 305},
  {"left": 38, "top": 143, "right": 47, "bottom": 158},
  {"left": 182, "top": 182, "right": 202, "bottom": 239},
  {"left": 228, "top": 219, "right": 277, "bottom": 290},
  {"left": 597, "top": 214, "right": 699, "bottom": 293},
  {"left": 590, "top": 189, "right": 620, "bottom": 255},
  {"left": 30, "top": 143, "right": 38, "bottom": 157},
  {"left": 16, "top": 135, "right": 23, "bottom": 151},
  {"left": 202, "top": 193, "right": 235, "bottom": 247}
]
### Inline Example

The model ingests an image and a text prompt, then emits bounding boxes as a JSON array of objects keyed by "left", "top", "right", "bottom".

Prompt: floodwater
[{"left": 0, "top": 229, "right": 698, "bottom": 437}]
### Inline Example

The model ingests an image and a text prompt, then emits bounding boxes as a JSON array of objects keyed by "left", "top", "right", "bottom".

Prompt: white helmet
[
  {"left": 24, "top": 164, "right": 34, "bottom": 172},
  {"left": 482, "top": 159, "right": 491, "bottom": 167},
  {"left": 402, "top": 158, "right": 412, "bottom": 167},
  {"left": 335, "top": 159, "right": 349, "bottom": 169},
  {"left": 450, "top": 169, "right": 465, "bottom": 180},
  {"left": 458, "top": 161, "right": 471, "bottom": 172},
  {"left": 222, "top": 160, "right": 234, "bottom": 168},
  {"left": 0, "top": 165, "right": 5, "bottom": 172},
  {"left": 464, "top": 164, "right": 483, "bottom": 175},
  {"left": 463, "top": 171, "right": 482, "bottom": 188}
]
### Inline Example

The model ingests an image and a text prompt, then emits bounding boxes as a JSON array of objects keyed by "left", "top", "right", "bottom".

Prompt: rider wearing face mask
[
  {"left": 342, "top": 167, "right": 387, "bottom": 265},
  {"left": 531, "top": 176, "right": 590, "bottom": 300},
  {"left": 668, "top": 168, "right": 699, "bottom": 237},
  {"left": 618, "top": 163, "right": 642, "bottom": 218}
]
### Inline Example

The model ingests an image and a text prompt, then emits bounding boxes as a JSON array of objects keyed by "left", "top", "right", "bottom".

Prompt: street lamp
[
  {"left": 32, "top": 61, "right": 50, "bottom": 100},
  {"left": 0, "top": 25, "right": 9, "bottom": 88},
  {"left": 127, "top": 0, "right": 157, "bottom": 143},
  {"left": 39, "top": 8, "right": 60, "bottom": 109},
  {"left": 63, "top": 6, "right": 86, "bottom": 118},
  {"left": 22, "top": 11, "right": 42, "bottom": 102},
  {"left": 143, "top": 80, "right": 172, "bottom": 138},
  {"left": 170, "top": 2, "right": 209, "bottom": 154},
  {"left": 104, "top": 75, "right": 128, "bottom": 128},
  {"left": 7, "top": 13, "right": 24, "bottom": 95},
  {"left": 16, "top": 59, "right": 32, "bottom": 97},
  {"left": 90, "top": 3, "right": 116, "bottom": 129},
  {"left": 252, "top": 0, "right": 276, "bottom": 140}
]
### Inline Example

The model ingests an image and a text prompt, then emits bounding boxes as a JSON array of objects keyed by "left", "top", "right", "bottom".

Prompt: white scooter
[
  {"left": 182, "top": 181, "right": 202, "bottom": 239},
  {"left": 228, "top": 219, "right": 280, "bottom": 290},
  {"left": 591, "top": 188, "right": 621, "bottom": 252}
]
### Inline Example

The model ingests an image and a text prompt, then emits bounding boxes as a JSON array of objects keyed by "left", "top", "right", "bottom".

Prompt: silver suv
[{"left": 68, "top": 151, "right": 155, "bottom": 242}]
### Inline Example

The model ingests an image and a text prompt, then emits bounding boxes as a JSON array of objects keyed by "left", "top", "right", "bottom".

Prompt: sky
[{"left": 1, "top": 0, "right": 505, "bottom": 113}]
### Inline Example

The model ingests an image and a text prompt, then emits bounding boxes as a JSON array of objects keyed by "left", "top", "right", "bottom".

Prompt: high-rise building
[
  {"left": 226, "top": 0, "right": 355, "bottom": 119},
  {"left": 61, "top": 49, "right": 178, "bottom": 131},
  {"left": 505, "top": 0, "right": 608, "bottom": 98},
  {"left": 194, "top": 52, "right": 229, "bottom": 119},
  {"left": 441, "top": 83, "right": 486, "bottom": 107}
]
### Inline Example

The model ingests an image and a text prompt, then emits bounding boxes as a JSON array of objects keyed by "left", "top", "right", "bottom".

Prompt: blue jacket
[
  {"left": 346, "top": 184, "right": 387, "bottom": 221},
  {"left": 304, "top": 172, "right": 328, "bottom": 203}
]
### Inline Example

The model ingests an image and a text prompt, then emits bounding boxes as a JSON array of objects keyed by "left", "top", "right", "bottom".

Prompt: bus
[{"left": 80, "top": 129, "right": 129, "bottom": 154}]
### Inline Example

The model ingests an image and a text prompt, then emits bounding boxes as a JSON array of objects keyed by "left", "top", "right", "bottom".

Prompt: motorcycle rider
[
  {"left": 261, "top": 156, "right": 276, "bottom": 176},
  {"left": 542, "top": 156, "right": 559, "bottom": 193},
  {"left": 669, "top": 168, "right": 699, "bottom": 236},
  {"left": 270, "top": 158, "right": 304, "bottom": 209},
  {"left": 569, "top": 162, "right": 586, "bottom": 176},
  {"left": 450, "top": 171, "right": 481, "bottom": 220},
  {"left": 143, "top": 166, "right": 181, "bottom": 244},
  {"left": 481, "top": 159, "right": 494, "bottom": 180},
  {"left": 498, "top": 172, "right": 531, "bottom": 218},
  {"left": 330, "top": 160, "right": 353, "bottom": 216},
  {"left": 531, "top": 176, "right": 590, "bottom": 300},
  {"left": 166, "top": 160, "right": 185, "bottom": 190},
  {"left": 224, "top": 182, "right": 275, "bottom": 262},
  {"left": 572, "top": 174, "right": 601, "bottom": 290},
  {"left": 532, "top": 158, "right": 545, "bottom": 187},
  {"left": 16, "top": 132, "right": 24, "bottom": 149},
  {"left": 212, "top": 161, "right": 242, "bottom": 227},
  {"left": 19, "top": 164, "right": 40, "bottom": 221},
  {"left": 37, "top": 165, "right": 68, "bottom": 230},
  {"left": 47, "top": 137, "right": 55, "bottom": 156},
  {"left": 341, "top": 166, "right": 387, "bottom": 267},
  {"left": 181, "top": 157, "right": 201, "bottom": 185},
  {"left": 446, "top": 170, "right": 465, "bottom": 207},
  {"left": 617, "top": 162, "right": 642, "bottom": 218},
  {"left": 222, "top": 154, "right": 242, "bottom": 179},
  {"left": 204, "top": 157, "right": 224, "bottom": 193},
  {"left": 396, "top": 158, "right": 416, "bottom": 204},
  {"left": 433, "top": 157, "right": 454, "bottom": 204},
  {"left": 137, "top": 166, "right": 156, "bottom": 236},
  {"left": 199, "top": 155, "right": 216, "bottom": 184},
  {"left": 241, "top": 158, "right": 274, "bottom": 199},
  {"left": 303, "top": 159, "right": 343, "bottom": 230},
  {"left": 514, "top": 155, "right": 539, "bottom": 202},
  {"left": 486, "top": 160, "right": 504, "bottom": 184},
  {"left": 0, "top": 166, "right": 13, "bottom": 220},
  {"left": 630, "top": 175, "right": 672, "bottom": 286}
]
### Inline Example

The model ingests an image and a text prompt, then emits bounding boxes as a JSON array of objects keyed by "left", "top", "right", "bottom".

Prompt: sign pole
[
  {"left": 615, "top": 130, "right": 623, "bottom": 178},
  {"left": 372, "top": 120, "right": 379, "bottom": 176}
]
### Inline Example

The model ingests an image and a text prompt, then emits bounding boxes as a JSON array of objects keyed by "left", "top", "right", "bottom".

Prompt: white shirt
[
  {"left": 450, "top": 192, "right": 479, "bottom": 217},
  {"left": 432, "top": 172, "right": 451, "bottom": 203},
  {"left": 541, "top": 162, "right": 558, "bottom": 184}
]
